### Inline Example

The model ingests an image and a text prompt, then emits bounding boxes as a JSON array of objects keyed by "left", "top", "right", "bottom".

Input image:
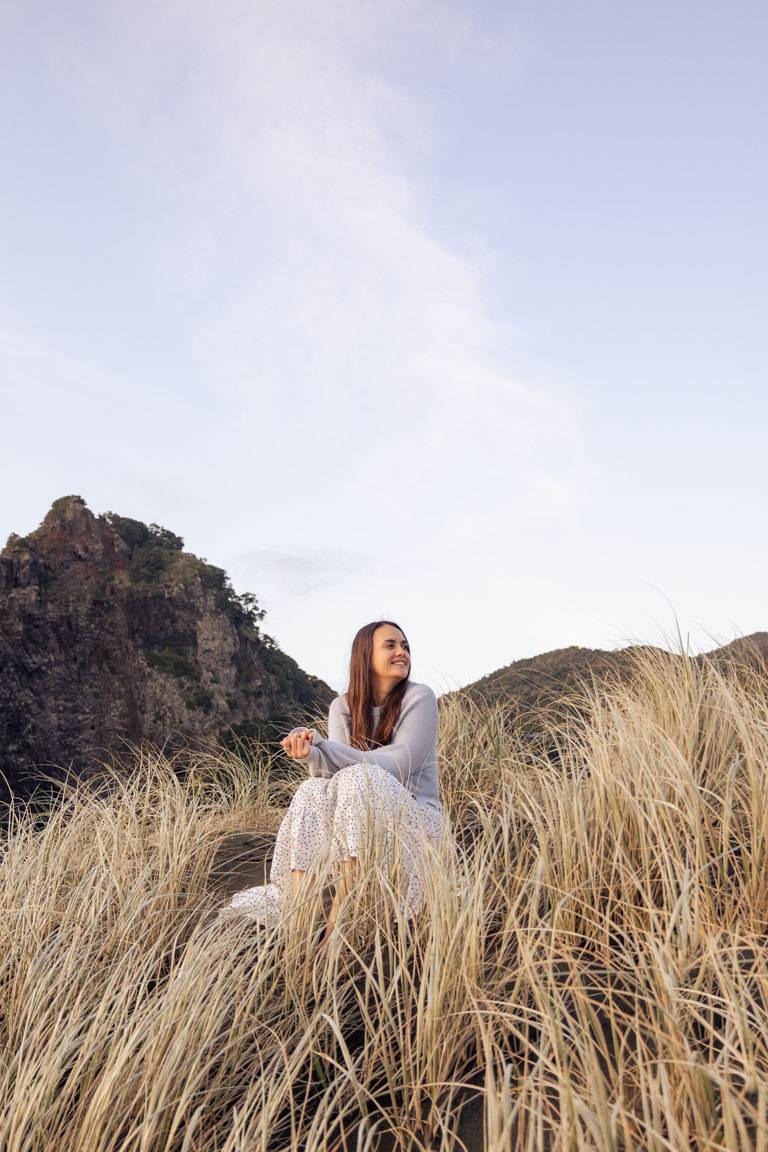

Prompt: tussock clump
[{"left": 1, "top": 653, "right": 768, "bottom": 1149}]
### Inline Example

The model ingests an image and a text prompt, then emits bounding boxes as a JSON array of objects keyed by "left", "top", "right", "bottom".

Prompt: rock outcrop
[{"left": 0, "top": 496, "right": 334, "bottom": 805}]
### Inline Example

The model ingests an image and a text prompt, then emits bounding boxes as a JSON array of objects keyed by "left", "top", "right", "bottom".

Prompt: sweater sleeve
[
  {"left": 302, "top": 686, "right": 438, "bottom": 791},
  {"left": 286, "top": 699, "right": 346, "bottom": 779}
]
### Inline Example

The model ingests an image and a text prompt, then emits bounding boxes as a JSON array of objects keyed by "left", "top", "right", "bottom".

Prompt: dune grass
[{"left": 2, "top": 649, "right": 768, "bottom": 1150}]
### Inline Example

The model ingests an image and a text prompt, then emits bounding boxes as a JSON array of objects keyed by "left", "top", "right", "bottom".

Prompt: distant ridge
[
  {"left": 449, "top": 634, "right": 768, "bottom": 723},
  {"left": 0, "top": 495, "right": 335, "bottom": 805}
]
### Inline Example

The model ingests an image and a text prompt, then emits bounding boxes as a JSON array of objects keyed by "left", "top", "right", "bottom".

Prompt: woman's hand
[{"left": 281, "top": 729, "right": 315, "bottom": 759}]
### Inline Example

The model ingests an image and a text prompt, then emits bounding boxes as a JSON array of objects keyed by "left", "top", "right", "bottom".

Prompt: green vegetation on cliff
[{"left": 0, "top": 496, "right": 335, "bottom": 805}]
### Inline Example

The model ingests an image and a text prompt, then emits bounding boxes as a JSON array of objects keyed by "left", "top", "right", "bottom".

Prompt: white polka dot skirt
[{"left": 227, "top": 762, "right": 444, "bottom": 925}]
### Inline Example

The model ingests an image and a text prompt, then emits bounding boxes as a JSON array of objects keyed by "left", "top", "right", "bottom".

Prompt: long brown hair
[{"left": 346, "top": 620, "right": 410, "bottom": 750}]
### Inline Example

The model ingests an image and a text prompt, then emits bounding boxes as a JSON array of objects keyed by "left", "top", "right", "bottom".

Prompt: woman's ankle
[{"left": 290, "top": 867, "right": 307, "bottom": 900}]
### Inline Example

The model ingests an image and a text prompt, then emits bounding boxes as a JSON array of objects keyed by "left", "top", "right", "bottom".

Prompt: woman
[{"left": 226, "top": 620, "right": 444, "bottom": 939}]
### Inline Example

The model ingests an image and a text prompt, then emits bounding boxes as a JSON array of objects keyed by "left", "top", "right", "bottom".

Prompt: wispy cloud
[
  {"left": 235, "top": 547, "right": 370, "bottom": 601},
  {"left": 0, "top": 0, "right": 592, "bottom": 591},
  {"left": 168, "top": 2, "right": 591, "bottom": 531}
]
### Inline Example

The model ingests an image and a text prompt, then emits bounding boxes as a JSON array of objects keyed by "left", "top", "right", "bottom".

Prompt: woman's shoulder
[
  {"left": 402, "top": 679, "right": 436, "bottom": 703},
  {"left": 330, "top": 692, "right": 349, "bottom": 719},
  {"left": 400, "top": 681, "right": 438, "bottom": 720}
]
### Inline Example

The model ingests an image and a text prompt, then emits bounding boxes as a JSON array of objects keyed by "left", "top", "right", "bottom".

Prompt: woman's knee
[
  {"left": 292, "top": 777, "right": 328, "bottom": 803},
  {"left": 330, "top": 763, "right": 359, "bottom": 793},
  {"left": 335, "top": 763, "right": 362, "bottom": 783},
  {"left": 334, "top": 762, "right": 384, "bottom": 802},
  {"left": 334, "top": 764, "right": 408, "bottom": 826},
  {"left": 336, "top": 761, "right": 393, "bottom": 787}
]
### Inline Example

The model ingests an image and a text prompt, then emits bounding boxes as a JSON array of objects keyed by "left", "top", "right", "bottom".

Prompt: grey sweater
[{"left": 288, "top": 679, "right": 442, "bottom": 810}]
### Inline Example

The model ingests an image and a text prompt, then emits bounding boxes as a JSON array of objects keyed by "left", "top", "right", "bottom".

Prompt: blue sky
[{"left": 1, "top": 1, "right": 766, "bottom": 695}]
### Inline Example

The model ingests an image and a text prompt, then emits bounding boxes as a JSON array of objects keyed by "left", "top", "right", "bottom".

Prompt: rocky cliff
[{"left": 0, "top": 496, "right": 335, "bottom": 806}]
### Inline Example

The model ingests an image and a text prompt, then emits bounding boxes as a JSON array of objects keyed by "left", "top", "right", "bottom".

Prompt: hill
[
  {"left": 451, "top": 633, "right": 768, "bottom": 727},
  {"left": 0, "top": 495, "right": 334, "bottom": 804}
]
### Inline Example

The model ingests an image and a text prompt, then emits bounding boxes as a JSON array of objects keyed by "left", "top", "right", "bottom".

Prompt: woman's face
[{"left": 371, "top": 626, "right": 411, "bottom": 683}]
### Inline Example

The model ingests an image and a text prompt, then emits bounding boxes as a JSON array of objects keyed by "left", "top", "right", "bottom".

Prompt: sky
[{"left": 1, "top": 1, "right": 766, "bottom": 697}]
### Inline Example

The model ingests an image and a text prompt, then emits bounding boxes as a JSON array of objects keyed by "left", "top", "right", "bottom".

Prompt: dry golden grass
[{"left": 2, "top": 649, "right": 768, "bottom": 1150}]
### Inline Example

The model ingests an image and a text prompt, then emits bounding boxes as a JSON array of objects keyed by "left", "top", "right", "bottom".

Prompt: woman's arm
[
  {"left": 301, "top": 685, "right": 438, "bottom": 790},
  {"left": 285, "top": 697, "right": 349, "bottom": 779}
]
